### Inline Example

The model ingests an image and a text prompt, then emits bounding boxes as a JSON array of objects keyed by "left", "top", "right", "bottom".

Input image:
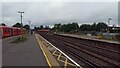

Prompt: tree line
[
  {"left": 34, "top": 25, "right": 50, "bottom": 31},
  {"left": 52, "top": 23, "right": 79, "bottom": 32},
  {"left": 80, "top": 22, "right": 108, "bottom": 32},
  {"left": 1, "top": 22, "right": 108, "bottom": 32},
  {"left": 52, "top": 22, "right": 108, "bottom": 32},
  {"left": 0, "top": 22, "right": 30, "bottom": 30}
]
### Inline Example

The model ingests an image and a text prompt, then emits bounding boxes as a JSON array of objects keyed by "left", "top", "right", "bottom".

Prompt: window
[
  {"left": 8, "top": 29, "right": 10, "bottom": 32},
  {"left": 14, "top": 29, "right": 16, "bottom": 32},
  {"left": 4, "top": 28, "right": 6, "bottom": 33}
]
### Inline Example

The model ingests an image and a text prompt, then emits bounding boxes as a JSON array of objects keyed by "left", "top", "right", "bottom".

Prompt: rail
[{"left": 39, "top": 34, "right": 82, "bottom": 68}]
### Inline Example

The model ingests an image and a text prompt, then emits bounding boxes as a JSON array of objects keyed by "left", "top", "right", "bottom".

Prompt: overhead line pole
[
  {"left": 28, "top": 21, "right": 31, "bottom": 34},
  {"left": 28, "top": 21, "right": 31, "bottom": 29},
  {"left": 18, "top": 11, "right": 24, "bottom": 28},
  {"left": 108, "top": 17, "right": 112, "bottom": 35}
]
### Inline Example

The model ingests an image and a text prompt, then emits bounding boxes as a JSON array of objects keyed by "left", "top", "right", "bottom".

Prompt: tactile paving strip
[{"left": 36, "top": 34, "right": 81, "bottom": 68}]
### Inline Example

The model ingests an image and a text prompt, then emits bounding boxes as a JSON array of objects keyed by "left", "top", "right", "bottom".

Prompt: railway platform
[
  {"left": 56, "top": 33, "right": 120, "bottom": 44},
  {"left": 2, "top": 34, "right": 49, "bottom": 67},
  {"left": 2, "top": 34, "right": 79, "bottom": 68}
]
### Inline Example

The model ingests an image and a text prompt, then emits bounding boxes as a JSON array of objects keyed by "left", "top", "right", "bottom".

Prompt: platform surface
[
  {"left": 2, "top": 35, "right": 48, "bottom": 66},
  {"left": 58, "top": 33, "right": 120, "bottom": 44}
]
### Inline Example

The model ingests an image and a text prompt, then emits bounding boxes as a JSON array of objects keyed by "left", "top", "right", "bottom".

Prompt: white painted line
[{"left": 40, "top": 35, "right": 83, "bottom": 68}]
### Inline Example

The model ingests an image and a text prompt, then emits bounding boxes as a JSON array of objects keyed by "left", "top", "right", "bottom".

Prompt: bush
[
  {"left": 11, "top": 35, "right": 27, "bottom": 43},
  {"left": 97, "top": 33, "right": 104, "bottom": 39},
  {"left": 17, "top": 36, "right": 27, "bottom": 42},
  {"left": 116, "top": 35, "right": 120, "bottom": 41}
]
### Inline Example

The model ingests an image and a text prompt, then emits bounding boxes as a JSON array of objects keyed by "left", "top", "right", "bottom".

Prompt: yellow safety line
[
  {"left": 35, "top": 34, "right": 52, "bottom": 68},
  {"left": 64, "top": 58, "right": 68, "bottom": 68},
  {"left": 36, "top": 34, "right": 77, "bottom": 67},
  {"left": 53, "top": 52, "right": 76, "bottom": 66},
  {"left": 52, "top": 50, "right": 57, "bottom": 54},
  {"left": 58, "top": 59, "right": 76, "bottom": 66},
  {"left": 57, "top": 53, "right": 62, "bottom": 60},
  {"left": 53, "top": 53, "right": 66, "bottom": 59}
]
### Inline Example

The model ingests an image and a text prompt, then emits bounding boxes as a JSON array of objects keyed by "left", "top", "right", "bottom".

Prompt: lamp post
[
  {"left": 18, "top": 11, "right": 24, "bottom": 28},
  {"left": 28, "top": 21, "right": 31, "bottom": 34},
  {"left": 28, "top": 21, "right": 31, "bottom": 29},
  {"left": 108, "top": 17, "right": 112, "bottom": 35}
]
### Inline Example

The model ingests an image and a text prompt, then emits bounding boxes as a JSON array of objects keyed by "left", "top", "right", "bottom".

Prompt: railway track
[
  {"left": 39, "top": 33, "right": 120, "bottom": 68},
  {"left": 55, "top": 35, "right": 120, "bottom": 60},
  {"left": 55, "top": 36, "right": 120, "bottom": 62},
  {"left": 55, "top": 34, "right": 120, "bottom": 52}
]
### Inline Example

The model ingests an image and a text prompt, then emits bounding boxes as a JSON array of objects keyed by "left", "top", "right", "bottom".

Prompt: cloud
[
  {"left": 2, "top": 2, "right": 118, "bottom": 28},
  {"left": 1, "top": 0, "right": 120, "bottom": 2}
]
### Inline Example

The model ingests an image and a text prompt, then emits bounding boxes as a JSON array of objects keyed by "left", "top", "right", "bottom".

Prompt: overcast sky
[{"left": 1, "top": 1, "right": 119, "bottom": 28}]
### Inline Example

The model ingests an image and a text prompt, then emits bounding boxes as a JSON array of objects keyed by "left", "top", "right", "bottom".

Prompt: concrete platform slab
[{"left": 2, "top": 35, "right": 48, "bottom": 66}]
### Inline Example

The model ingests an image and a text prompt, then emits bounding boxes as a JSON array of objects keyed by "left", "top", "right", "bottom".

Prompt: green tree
[
  {"left": 71, "top": 23, "right": 79, "bottom": 31},
  {"left": 12, "top": 22, "right": 23, "bottom": 28},
  {"left": 96, "top": 22, "right": 108, "bottom": 32},
  {"left": 60, "top": 24, "right": 70, "bottom": 32},
  {"left": 1, "top": 23, "right": 6, "bottom": 26},
  {"left": 59, "top": 23, "right": 79, "bottom": 32},
  {"left": 45, "top": 26, "right": 49, "bottom": 29},
  {"left": 54, "top": 23, "right": 61, "bottom": 32},
  {"left": 34, "top": 27, "right": 36, "bottom": 29},
  {"left": 52, "top": 22, "right": 79, "bottom": 32},
  {"left": 23, "top": 25, "right": 30, "bottom": 30},
  {"left": 40, "top": 25, "right": 44, "bottom": 29},
  {"left": 91, "top": 23, "right": 97, "bottom": 31},
  {"left": 80, "top": 24, "right": 91, "bottom": 31}
]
